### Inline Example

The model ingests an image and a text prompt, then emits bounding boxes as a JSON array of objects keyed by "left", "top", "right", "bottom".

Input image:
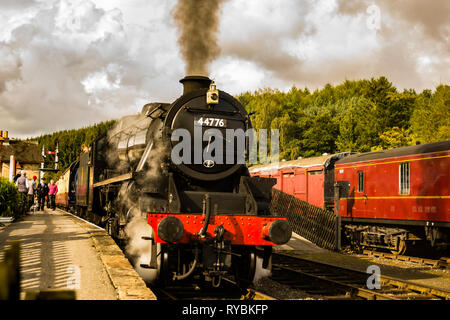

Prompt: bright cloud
[{"left": 0, "top": 0, "right": 448, "bottom": 138}]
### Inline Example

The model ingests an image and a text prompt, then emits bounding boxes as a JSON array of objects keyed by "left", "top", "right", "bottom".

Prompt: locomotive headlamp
[
  {"left": 207, "top": 80, "right": 219, "bottom": 105},
  {"left": 263, "top": 220, "right": 292, "bottom": 245},
  {"left": 158, "top": 216, "right": 184, "bottom": 243}
]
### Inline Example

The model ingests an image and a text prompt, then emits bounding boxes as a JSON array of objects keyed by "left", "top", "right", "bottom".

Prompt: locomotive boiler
[{"left": 63, "top": 76, "right": 292, "bottom": 287}]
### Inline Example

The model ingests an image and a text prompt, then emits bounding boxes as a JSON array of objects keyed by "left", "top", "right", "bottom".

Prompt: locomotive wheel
[
  {"left": 232, "top": 245, "right": 257, "bottom": 288},
  {"left": 390, "top": 239, "right": 407, "bottom": 255}
]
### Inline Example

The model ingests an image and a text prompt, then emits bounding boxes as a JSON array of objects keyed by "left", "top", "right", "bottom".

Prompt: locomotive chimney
[{"left": 180, "top": 75, "right": 211, "bottom": 95}]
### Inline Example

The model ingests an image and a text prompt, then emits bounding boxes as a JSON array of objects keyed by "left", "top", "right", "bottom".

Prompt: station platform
[
  {"left": 2, "top": 209, "right": 449, "bottom": 299},
  {"left": 0, "top": 209, "right": 156, "bottom": 300},
  {"left": 276, "top": 232, "right": 450, "bottom": 292}
]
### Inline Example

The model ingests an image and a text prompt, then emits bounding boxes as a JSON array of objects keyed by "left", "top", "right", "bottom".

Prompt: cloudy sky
[{"left": 0, "top": 0, "right": 448, "bottom": 138}]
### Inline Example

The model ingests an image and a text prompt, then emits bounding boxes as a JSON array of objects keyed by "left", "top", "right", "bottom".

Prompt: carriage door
[
  {"left": 294, "top": 171, "right": 307, "bottom": 201},
  {"left": 307, "top": 170, "right": 324, "bottom": 208},
  {"left": 282, "top": 172, "right": 295, "bottom": 196}
]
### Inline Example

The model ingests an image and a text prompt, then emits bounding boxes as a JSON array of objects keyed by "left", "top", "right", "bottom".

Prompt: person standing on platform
[
  {"left": 36, "top": 178, "right": 49, "bottom": 211},
  {"left": 27, "top": 176, "right": 37, "bottom": 211},
  {"left": 15, "top": 170, "right": 29, "bottom": 214},
  {"left": 48, "top": 179, "right": 58, "bottom": 211}
]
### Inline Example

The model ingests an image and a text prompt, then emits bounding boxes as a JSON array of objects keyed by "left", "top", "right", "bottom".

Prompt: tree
[
  {"left": 371, "top": 127, "right": 414, "bottom": 151},
  {"left": 411, "top": 85, "right": 450, "bottom": 143},
  {"left": 335, "top": 96, "right": 378, "bottom": 152},
  {"left": 236, "top": 76, "right": 446, "bottom": 160},
  {"left": 30, "top": 120, "right": 116, "bottom": 179}
]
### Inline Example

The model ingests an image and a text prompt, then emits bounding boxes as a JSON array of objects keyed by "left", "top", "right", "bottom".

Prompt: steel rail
[
  {"left": 271, "top": 252, "right": 450, "bottom": 300},
  {"left": 362, "top": 250, "right": 450, "bottom": 269},
  {"left": 153, "top": 277, "right": 277, "bottom": 300}
]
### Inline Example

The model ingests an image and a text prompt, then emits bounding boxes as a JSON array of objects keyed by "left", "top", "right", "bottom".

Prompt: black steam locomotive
[{"left": 58, "top": 76, "right": 291, "bottom": 287}]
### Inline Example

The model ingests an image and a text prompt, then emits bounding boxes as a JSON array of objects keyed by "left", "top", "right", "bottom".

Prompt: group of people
[{"left": 14, "top": 170, "right": 58, "bottom": 213}]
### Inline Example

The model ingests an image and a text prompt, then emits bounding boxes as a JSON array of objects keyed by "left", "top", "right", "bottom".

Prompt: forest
[
  {"left": 30, "top": 76, "right": 449, "bottom": 178},
  {"left": 29, "top": 120, "right": 116, "bottom": 181},
  {"left": 237, "top": 76, "right": 449, "bottom": 161}
]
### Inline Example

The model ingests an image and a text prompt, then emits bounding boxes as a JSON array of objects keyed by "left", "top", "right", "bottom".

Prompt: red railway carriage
[
  {"left": 249, "top": 153, "right": 351, "bottom": 210},
  {"left": 55, "top": 167, "right": 70, "bottom": 208},
  {"left": 55, "top": 161, "right": 79, "bottom": 209},
  {"left": 335, "top": 140, "right": 450, "bottom": 253}
]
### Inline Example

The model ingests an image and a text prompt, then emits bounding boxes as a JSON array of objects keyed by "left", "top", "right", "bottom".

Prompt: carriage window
[
  {"left": 357, "top": 171, "right": 364, "bottom": 192},
  {"left": 283, "top": 173, "right": 294, "bottom": 177},
  {"left": 399, "top": 162, "right": 410, "bottom": 195}
]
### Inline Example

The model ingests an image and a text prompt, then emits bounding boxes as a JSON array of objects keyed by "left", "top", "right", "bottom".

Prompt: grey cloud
[
  {"left": 0, "top": 46, "right": 22, "bottom": 93},
  {"left": 0, "top": 0, "right": 36, "bottom": 9},
  {"left": 0, "top": 0, "right": 178, "bottom": 138},
  {"left": 218, "top": 0, "right": 448, "bottom": 91},
  {"left": 221, "top": 38, "right": 304, "bottom": 83},
  {"left": 379, "top": 0, "right": 449, "bottom": 45},
  {"left": 336, "top": 0, "right": 449, "bottom": 48}
]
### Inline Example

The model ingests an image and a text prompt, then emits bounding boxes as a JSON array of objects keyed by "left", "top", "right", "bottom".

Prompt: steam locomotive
[{"left": 56, "top": 76, "right": 292, "bottom": 287}]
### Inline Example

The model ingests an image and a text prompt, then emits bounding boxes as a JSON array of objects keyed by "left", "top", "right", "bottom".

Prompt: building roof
[
  {"left": 335, "top": 140, "right": 450, "bottom": 165},
  {"left": 0, "top": 141, "right": 43, "bottom": 164},
  {"left": 249, "top": 153, "right": 352, "bottom": 173}
]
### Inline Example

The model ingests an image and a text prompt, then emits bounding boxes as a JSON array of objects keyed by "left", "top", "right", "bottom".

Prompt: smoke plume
[{"left": 172, "top": 0, "right": 226, "bottom": 76}]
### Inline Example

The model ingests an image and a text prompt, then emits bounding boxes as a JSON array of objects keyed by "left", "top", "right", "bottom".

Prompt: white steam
[
  {"left": 253, "top": 257, "right": 271, "bottom": 283},
  {"left": 124, "top": 211, "right": 158, "bottom": 283}
]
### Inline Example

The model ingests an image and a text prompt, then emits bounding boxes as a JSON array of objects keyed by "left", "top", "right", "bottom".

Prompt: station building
[{"left": 0, "top": 131, "right": 43, "bottom": 180}]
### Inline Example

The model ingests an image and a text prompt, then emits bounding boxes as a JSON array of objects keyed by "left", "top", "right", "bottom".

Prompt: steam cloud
[
  {"left": 172, "top": 0, "right": 227, "bottom": 76},
  {"left": 105, "top": 111, "right": 170, "bottom": 282}
]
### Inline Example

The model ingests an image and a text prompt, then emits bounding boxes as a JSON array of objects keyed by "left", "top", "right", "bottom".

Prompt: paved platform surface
[
  {"left": 275, "top": 232, "right": 450, "bottom": 292},
  {"left": 0, "top": 209, "right": 156, "bottom": 300}
]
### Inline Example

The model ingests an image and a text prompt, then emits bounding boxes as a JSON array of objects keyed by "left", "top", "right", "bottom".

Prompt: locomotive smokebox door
[{"left": 206, "top": 80, "right": 219, "bottom": 105}]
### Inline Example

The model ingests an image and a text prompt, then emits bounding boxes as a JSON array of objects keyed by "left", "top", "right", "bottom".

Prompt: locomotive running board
[{"left": 93, "top": 172, "right": 133, "bottom": 188}]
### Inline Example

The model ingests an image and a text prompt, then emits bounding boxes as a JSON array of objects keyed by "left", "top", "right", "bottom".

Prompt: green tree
[
  {"left": 29, "top": 120, "right": 116, "bottom": 179},
  {"left": 236, "top": 76, "right": 448, "bottom": 161},
  {"left": 371, "top": 127, "right": 415, "bottom": 151},
  {"left": 335, "top": 97, "right": 378, "bottom": 152},
  {"left": 411, "top": 85, "right": 450, "bottom": 143}
]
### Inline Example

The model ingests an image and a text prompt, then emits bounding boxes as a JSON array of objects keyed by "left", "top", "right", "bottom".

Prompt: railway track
[
  {"left": 153, "top": 278, "right": 276, "bottom": 300},
  {"left": 59, "top": 207, "right": 450, "bottom": 301},
  {"left": 268, "top": 252, "right": 450, "bottom": 300},
  {"left": 361, "top": 250, "right": 450, "bottom": 270}
]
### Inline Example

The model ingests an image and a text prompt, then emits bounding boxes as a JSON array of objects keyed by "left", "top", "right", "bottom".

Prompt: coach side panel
[{"left": 336, "top": 151, "right": 450, "bottom": 224}]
